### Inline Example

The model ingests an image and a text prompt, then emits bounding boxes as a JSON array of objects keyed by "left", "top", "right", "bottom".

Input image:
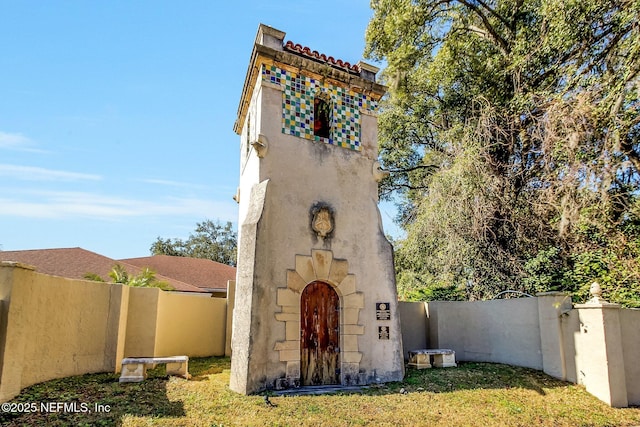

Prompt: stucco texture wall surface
[
  {"left": 0, "top": 263, "right": 122, "bottom": 401},
  {"left": 125, "top": 287, "right": 227, "bottom": 359},
  {"left": 406, "top": 295, "right": 639, "bottom": 408},
  {"left": 0, "top": 262, "right": 227, "bottom": 402},
  {"left": 427, "top": 298, "right": 543, "bottom": 369},
  {"left": 620, "top": 308, "right": 640, "bottom": 405},
  {"left": 230, "top": 75, "right": 404, "bottom": 393},
  {"left": 155, "top": 291, "right": 226, "bottom": 357},
  {"left": 398, "top": 301, "right": 427, "bottom": 360}
]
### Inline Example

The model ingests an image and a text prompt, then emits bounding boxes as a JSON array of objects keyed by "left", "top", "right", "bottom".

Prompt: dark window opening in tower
[{"left": 314, "top": 97, "right": 331, "bottom": 139}]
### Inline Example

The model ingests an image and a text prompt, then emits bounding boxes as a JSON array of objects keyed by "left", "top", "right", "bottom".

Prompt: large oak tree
[
  {"left": 366, "top": 0, "right": 640, "bottom": 305},
  {"left": 150, "top": 220, "right": 237, "bottom": 266}
]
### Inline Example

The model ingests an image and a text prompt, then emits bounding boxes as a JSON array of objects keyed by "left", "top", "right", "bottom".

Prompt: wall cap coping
[
  {"left": 574, "top": 302, "right": 621, "bottom": 309},
  {"left": 0, "top": 261, "right": 36, "bottom": 271}
]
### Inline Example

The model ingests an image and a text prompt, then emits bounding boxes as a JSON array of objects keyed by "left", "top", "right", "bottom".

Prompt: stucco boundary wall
[
  {"left": 399, "top": 293, "right": 640, "bottom": 407},
  {"left": 0, "top": 262, "right": 230, "bottom": 402}
]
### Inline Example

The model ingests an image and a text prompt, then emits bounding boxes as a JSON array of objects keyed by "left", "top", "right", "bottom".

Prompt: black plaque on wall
[
  {"left": 376, "top": 302, "right": 391, "bottom": 320},
  {"left": 378, "top": 326, "right": 390, "bottom": 340}
]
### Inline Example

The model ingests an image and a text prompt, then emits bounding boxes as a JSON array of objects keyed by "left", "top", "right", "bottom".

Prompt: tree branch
[
  {"left": 471, "top": 0, "right": 513, "bottom": 32},
  {"left": 388, "top": 164, "right": 440, "bottom": 174},
  {"left": 458, "top": 0, "right": 511, "bottom": 55}
]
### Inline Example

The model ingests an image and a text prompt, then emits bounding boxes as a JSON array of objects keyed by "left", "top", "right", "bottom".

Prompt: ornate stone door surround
[{"left": 274, "top": 249, "right": 365, "bottom": 386}]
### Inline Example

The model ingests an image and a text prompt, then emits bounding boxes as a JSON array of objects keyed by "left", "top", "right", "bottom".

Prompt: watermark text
[{"left": 1, "top": 401, "right": 111, "bottom": 414}]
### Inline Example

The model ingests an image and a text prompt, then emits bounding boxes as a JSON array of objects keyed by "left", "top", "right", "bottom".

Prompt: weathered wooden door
[{"left": 300, "top": 281, "right": 339, "bottom": 385}]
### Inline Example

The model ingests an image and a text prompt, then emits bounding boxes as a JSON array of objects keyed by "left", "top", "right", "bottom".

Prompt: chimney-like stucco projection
[{"left": 230, "top": 24, "right": 404, "bottom": 394}]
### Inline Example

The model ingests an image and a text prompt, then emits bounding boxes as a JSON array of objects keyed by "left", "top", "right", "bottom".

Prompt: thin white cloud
[
  {"left": 0, "top": 192, "right": 135, "bottom": 218},
  {"left": 0, "top": 190, "right": 237, "bottom": 221},
  {"left": 0, "top": 132, "right": 47, "bottom": 153},
  {"left": 0, "top": 131, "right": 30, "bottom": 148},
  {"left": 0, "top": 164, "right": 102, "bottom": 182},
  {"left": 141, "top": 178, "right": 208, "bottom": 190},
  {"left": 141, "top": 178, "right": 237, "bottom": 197}
]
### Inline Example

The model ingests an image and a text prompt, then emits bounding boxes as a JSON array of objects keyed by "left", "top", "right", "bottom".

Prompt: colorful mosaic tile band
[{"left": 262, "top": 64, "right": 378, "bottom": 151}]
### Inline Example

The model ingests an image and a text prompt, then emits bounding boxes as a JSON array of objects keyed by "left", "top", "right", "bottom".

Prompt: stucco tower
[{"left": 230, "top": 24, "right": 404, "bottom": 394}]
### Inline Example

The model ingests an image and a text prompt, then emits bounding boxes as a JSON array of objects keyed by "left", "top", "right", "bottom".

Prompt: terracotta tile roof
[
  {"left": 0, "top": 247, "right": 206, "bottom": 293},
  {"left": 120, "top": 255, "right": 236, "bottom": 292},
  {"left": 283, "top": 41, "right": 360, "bottom": 73}
]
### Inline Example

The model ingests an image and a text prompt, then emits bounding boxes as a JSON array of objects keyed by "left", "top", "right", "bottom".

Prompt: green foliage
[
  {"left": 82, "top": 272, "right": 104, "bottom": 282},
  {"left": 523, "top": 247, "right": 565, "bottom": 294},
  {"left": 108, "top": 263, "right": 129, "bottom": 284},
  {"left": 522, "top": 243, "right": 640, "bottom": 308},
  {"left": 127, "top": 267, "right": 174, "bottom": 291},
  {"left": 522, "top": 200, "right": 640, "bottom": 306},
  {"left": 367, "top": 0, "right": 640, "bottom": 306},
  {"left": 84, "top": 264, "right": 174, "bottom": 291},
  {"left": 402, "top": 282, "right": 466, "bottom": 302},
  {"left": 566, "top": 242, "right": 640, "bottom": 308},
  {"left": 150, "top": 219, "right": 237, "bottom": 266},
  {"left": 395, "top": 250, "right": 467, "bottom": 301}
]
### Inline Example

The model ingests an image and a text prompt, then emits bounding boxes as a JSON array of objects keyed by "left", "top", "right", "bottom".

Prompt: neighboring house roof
[
  {"left": 120, "top": 255, "right": 236, "bottom": 293},
  {"left": 0, "top": 247, "right": 206, "bottom": 293}
]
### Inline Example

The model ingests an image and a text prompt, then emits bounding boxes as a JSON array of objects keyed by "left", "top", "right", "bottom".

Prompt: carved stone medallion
[{"left": 311, "top": 205, "right": 334, "bottom": 238}]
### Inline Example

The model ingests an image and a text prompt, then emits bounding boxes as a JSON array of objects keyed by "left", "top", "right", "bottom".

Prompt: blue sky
[{"left": 0, "top": 0, "right": 399, "bottom": 259}]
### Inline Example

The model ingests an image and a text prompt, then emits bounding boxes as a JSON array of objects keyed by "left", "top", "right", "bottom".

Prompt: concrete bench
[
  {"left": 119, "top": 356, "right": 190, "bottom": 382},
  {"left": 408, "top": 349, "right": 457, "bottom": 369}
]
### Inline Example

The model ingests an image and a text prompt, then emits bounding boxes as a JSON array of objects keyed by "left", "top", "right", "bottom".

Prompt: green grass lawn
[{"left": 1, "top": 357, "right": 638, "bottom": 426}]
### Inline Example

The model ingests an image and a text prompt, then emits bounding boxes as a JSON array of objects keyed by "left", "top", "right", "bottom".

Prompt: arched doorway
[{"left": 300, "top": 281, "right": 340, "bottom": 385}]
